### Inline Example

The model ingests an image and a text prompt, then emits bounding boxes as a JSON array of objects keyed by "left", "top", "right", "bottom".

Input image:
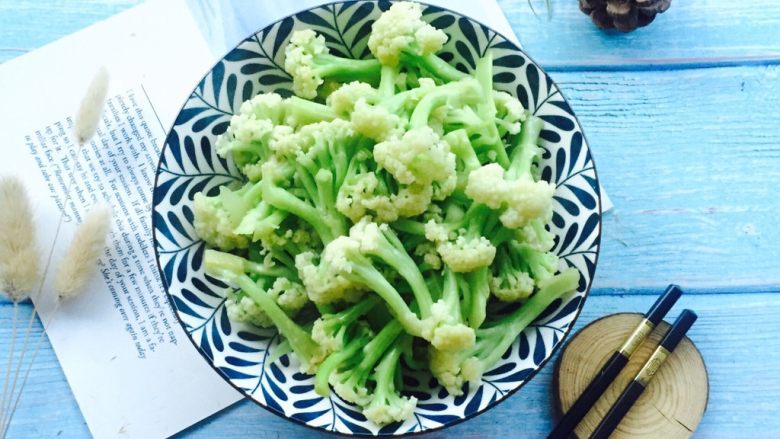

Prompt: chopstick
[
  {"left": 589, "top": 309, "right": 698, "bottom": 439},
  {"left": 547, "top": 285, "right": 682, "bottom": 439}
]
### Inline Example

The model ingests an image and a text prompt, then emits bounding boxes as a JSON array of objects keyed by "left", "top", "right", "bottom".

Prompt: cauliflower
[
  {"left": 192, "top": 2, "right": 574, "bottom": 425},
  {"left": 285, "top": 29, "right": 381, "bottom": 99},
  {"left": 493, "top": 90, "right": 526, "bottom": 136},
  {"left": 489, "top": 269, "right": 534, "bottom": 302},
  {"left": 327, "top": 81, "right": 378, "bottom": 116},
  {"left": 295, "top": 251, "right": 365, "bottom": 304},
  {"left": 368, "top": 2, "right": 447, "bottom": 66},
  {"left": 436, "top": 234, "right": 496, "bottom": 273},
  {"left": 284, "top": 29, "right": 329, "bottom": 98},
  {"left": 193, "top": 189, "right": 249, "bottom": 251},
  {"left": 239, "top": 92, "right": 285, "bottom": 124},
  {"left": 373, "top": 126, "right": 456, "bottom": 196},
  {"left": 429, "top": 301, "right": 475, "bottom": 351},
  {"left": 226, "top": 277, "right": 308, "bottom": 328},
  {"left": 466, "top": 163, "right": 555, "bottom": 229},
  {"left": 351, "top": 99, "right": 404, "bottom": 142}
]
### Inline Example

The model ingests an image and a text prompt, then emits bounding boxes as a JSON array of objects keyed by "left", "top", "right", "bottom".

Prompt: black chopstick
[
  {"left": 589, "top": 309, "right": 698, "bottom": 439},
  {"left": 547, "top": 285, "right": 682, "bottom": 439}
]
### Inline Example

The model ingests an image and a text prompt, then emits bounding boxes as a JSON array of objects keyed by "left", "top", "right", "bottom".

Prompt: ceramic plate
[{"left": 152, "top": 1, "right": 601, "bottom": 435}]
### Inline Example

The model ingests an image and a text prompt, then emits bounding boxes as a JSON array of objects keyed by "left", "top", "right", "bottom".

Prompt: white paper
[
  {"left": 0, "top": 1, "right": 242, "bottom": 438},
  {"left": 0, "top": 1, "right": 596, "bottom": 438}
]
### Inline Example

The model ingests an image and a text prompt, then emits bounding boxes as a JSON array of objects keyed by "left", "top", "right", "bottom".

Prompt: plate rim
[{"left": 150, "top": 1, "right": 603, "bottom": 436}]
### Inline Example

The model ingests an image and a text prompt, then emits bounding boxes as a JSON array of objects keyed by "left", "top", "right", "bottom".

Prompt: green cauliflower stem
[
  {"left": 430, "top": 268, "right": 580, "bottom": 395},
  {"left": 193, "top": 182, "right": 286, "bottom": 251},
  {"left": 367, "top": 2, "right": 446, "bottom": 66},
  {"left": 311, "top": 295, "right": 380, "bottom": 353},
  {"left": 362, "top": 341, "right": 418, "bottom": 425},
  {"left": 226, "top": 277, "right": 308, "bottom": 328},
  {"left": 285, "top": 29, "right": 382, "bottom": 99},
  {"left": 465, "top": 115, "right": 555, "bottom": 229},
  {"left": 187, "top": 1, "right": 576, "bottom": 426},
  {"left": 368, "top": 2, "right": 466, "bottom": 84},
  {"left": 329, "top": 319, "right": 404, "bottom": 405},
  {"left": 236, "top": 275, "right": 326, "bottom": 373},
  {"left": 260, "top": 120, "right": 360, "bottom": 244},
  {"left": 373, "top": 126, "right": 457, "bottom": 200}
]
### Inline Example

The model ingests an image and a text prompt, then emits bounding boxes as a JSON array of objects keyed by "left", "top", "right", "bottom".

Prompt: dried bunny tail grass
[
  {"left": 0, "top": 176, "right": 39, "bottom": 302},
  {"left": 54, "top": 205, "right": 112, "bottom": 300},
  {"left": 73, "top": 67, "right": 109, "bottom": 145}
]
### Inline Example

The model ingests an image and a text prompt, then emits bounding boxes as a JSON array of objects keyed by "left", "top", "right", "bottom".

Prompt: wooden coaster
[{"left": 554, "top": 313, "right": 708, "bottom": 439}]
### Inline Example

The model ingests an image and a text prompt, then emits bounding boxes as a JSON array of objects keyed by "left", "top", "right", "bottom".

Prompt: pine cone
[{"left": 579, "top": 0, "right": 672, "bottom": 32}]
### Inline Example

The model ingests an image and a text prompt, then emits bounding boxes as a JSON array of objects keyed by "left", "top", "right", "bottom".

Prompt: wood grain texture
[
  {"left": 3, "top": 293, "right": 780, "bottom": 438},
  {"left": 497, "top": 0, "right": 780, "bottom": 69},
  {"left": 553, "top": 65, "right": 780, "bottom": 290},
  {"left": 556, "top": 313, "right": 708, "bottom": 439}
]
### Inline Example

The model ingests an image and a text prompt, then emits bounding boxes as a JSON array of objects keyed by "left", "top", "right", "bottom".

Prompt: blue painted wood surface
[{"left": 1, "top": 0, "right": 779, "bottom": 437}]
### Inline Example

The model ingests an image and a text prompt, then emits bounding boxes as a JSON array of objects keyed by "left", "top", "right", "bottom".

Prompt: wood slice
[{"left": 554, "top": 313, "right": 708, "bottom": 439}]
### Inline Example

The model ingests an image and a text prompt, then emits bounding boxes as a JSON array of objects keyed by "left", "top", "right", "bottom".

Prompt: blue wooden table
[{"left": 2, "top": 0, "right": 779, "bottom": 437}]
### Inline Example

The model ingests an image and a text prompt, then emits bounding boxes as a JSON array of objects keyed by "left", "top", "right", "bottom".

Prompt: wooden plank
[
  {"left": 497, "top": 0, "right": 780, "bottom": 69},
  {"left": 3, "top": 1, "right": 780, "bottom": 68},
  {"left": 0, "top": 0, "right": 141, "bottom": 63},
  {"left": 3, "top": 293, "right": 780, "bottom": 437},
  {"left": 551, "top": 65, "right": 780, "bottom": 290}
]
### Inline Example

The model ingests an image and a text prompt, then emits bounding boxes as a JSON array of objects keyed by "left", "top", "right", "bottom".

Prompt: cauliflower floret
[
  {"left": 242, "top": 163, "right": 264, "bottom": 182},
  {"left": 391, "top": 183, "right": 433, "bottom": 218},
  {"left": 364, "top": 394, "right": 418, "bottom": 426},
  {"left": 337, "top": 173, "right": 437, "bottom": 223},
  {"left": 431, "top": 322, "right": 475, "bottom": 352},
  {"left": 269, "top": 277, "right": 308, "bottom": 311},
  {"left": 284, "top": 29, "right": 329, "bottom": 99},
  {"left": 327, "top": 81, "right": 377, "bottom": 116},
  {"left": 429, "top": 300, "right": 475, "bottom": 351},
  {"left": 374, "top": 127, "right": 456, "bottom": 194},
  {"left": 226, "top": 294, "right": 272, "bottom": 327},
  {"left": 226, "top": 277, "right": 308, "bottom": 328},
  {"left": 348, "top": 219, "right": 385, "bottom": 253},
  {"left": 351, "top": 99, "right": 404, "bottom": 142},
  {"left": 493, "top": 91, "right": 526, "bottom": 136},
  {"left": 424, "top": 219, "right": 451, "bottom": 242},
  {"left": 267, "top": 124, "right": 297, "bottom": 156},
  {"left": 239, "top": 92, "right": 285, "bottom": 124},
  {"left": 311, "top": 319, "right": 342, "bottom": 353},
  {"left": 489, "top": 270, "right": 534, "bottom": 302},
  {"left": 368, "top": 2, "right": 447, "bottom": 66},
  {"left": 428, "top": 349, "right": 466, "bottom": 395},
  {"left": 429, "top": 347, "right": 484, "bottom": 396},
  {"left": 295, "top": 251, "right": 364, "bottom": 304},
  {"left": 336, "top": 172, "right": 381, "bottom": 222},
  {"left": 436, "top": 235, "right": 496, "bottom": 273},
  {"left": 193, "top": 192, "right": 248, "bottom": 251},
  {"left": 215, "top": 114, "right": 274, "bottom": 162},
  {"left": 466, "top": 163, "right": 555, "bottom": 229},
  {"left": 518, "top": 218, "right": 556, "bottom": 252},
  {"left": 413, "top": 241, "right": 442, "bottom": 270},
  {"left": 331, "top": 372, "right": 371, "bottom": 406},
  {"left": 228, "top": 114, "right": 274, "bottom": 144}
]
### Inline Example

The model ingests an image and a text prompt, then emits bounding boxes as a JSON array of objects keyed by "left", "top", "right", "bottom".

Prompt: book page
[{"left": 0, "top": 2, "right": 243, "bottom": 438}]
